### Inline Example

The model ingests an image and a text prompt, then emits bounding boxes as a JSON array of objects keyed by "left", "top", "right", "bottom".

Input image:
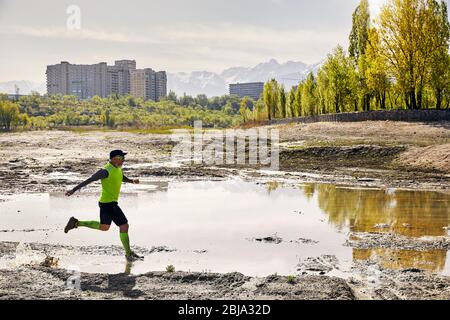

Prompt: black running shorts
[{"left": 99, "top": 202, "right": 128, "bottom": 226}]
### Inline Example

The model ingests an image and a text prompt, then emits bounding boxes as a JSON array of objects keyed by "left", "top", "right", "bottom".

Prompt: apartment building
[
  {"left": 46, "top": 60, "right": 167, "bottom": 101},
  {"left": 107, "top": 60, "right": 136, "bottom": 96},
  {"left": 46, "top": 61, "right": 108, "bottom": 99},
  {"left": 229, "top": 82, "right": 264, "bottom": 100},
  {"left": 130, "top": 68, "right": 167, "bottom": 102}
]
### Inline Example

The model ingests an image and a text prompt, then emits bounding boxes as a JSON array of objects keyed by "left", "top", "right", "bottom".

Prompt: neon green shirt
[{"left": 99, "top": 162, "right": 123, "bottom": 203}]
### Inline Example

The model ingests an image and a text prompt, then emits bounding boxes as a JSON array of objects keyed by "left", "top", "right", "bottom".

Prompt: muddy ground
[
  {"left": 0, "top": 120, "right": 449, "bottom": 299},
  {"left": 0, "top": 241, "right": 449, "bottom": 300},
  {"left": 0, "top": 121, "right": 448, "bottom": 195},
  {"left": 274, "top": 121, "right": 449, "bottom": 192}
]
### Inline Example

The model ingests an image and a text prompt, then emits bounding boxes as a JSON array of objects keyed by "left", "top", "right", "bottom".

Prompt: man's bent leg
[{"left": 77, "top": 221, "right": 101, "bottom": 230}]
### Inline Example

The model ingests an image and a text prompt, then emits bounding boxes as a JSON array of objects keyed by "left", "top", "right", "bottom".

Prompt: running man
[{"left": 64, "top": 150, "right": 143, "bottom": 262}]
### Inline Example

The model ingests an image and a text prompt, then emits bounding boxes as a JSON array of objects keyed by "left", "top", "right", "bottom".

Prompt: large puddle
[{"left": 0, "top": 178, "right": 449, "bottom": 277}]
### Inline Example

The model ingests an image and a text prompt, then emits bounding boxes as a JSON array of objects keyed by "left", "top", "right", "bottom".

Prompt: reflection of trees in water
[
  {"left": 353, "top": 249, "right": 447, "bottom": 273},
  {"left": 314, "top": 185, "right": 392, "bottom": 232},
  {"left": 301, "top": 184, "right": 315, "bottom": 200},
  {"left": 265, "top": 181, "right": 280, "bottom": 195},
  {"left": 300, "top": 184, "right": 450, "bottom": 272},
  {"left": 305, "top": 184, "right": 450, "bottom": 237}
]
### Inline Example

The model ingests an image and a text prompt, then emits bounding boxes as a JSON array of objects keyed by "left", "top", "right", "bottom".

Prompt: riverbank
[{"left": 0, "top": 121, "right": 449, "bottom": 195}]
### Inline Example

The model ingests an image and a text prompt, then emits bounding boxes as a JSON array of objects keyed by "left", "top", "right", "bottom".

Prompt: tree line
[
  {"left": 240, "top": 0, "right": 450, "bottom": 122},
  {"left": 0, "top": 93, "right": 243, "bottom": 131},
  {"left": 2, "top": 0, "right": 449, "bottom": 131}
]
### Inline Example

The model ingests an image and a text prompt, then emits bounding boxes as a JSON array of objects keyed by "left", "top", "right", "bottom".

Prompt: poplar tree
[{"left": 349, "top": 0, "right": 371, "bottom": 111}]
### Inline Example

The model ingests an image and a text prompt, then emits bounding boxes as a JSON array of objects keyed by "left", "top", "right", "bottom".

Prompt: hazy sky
[{"left": 0, "top": 0, "right": 447, "bottom": 82}]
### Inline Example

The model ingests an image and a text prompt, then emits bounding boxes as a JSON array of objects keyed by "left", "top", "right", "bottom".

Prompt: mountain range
[
  {"left": 0, "top": 59, "right": 323, "bottom": 98},
  {"left": 167, "top": 59, "right": 323, "bottom": 97},
  {"left": 0, "top": 80, "right": 46, "bottom": 96}
]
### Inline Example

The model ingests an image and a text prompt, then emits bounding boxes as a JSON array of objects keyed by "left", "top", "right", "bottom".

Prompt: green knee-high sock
[
  {"left": 120, "top": 232, "right": 132, "bottom": 256},
  {"left": 77, "top": 221, "right": 100, "bottom": 230}
]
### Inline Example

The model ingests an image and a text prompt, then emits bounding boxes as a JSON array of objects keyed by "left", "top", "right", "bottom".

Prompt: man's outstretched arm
[
  {"left": 123, "top": 174, "right": 139, "bottom": 184},
  {"left": 66, "top": 169, "right": 109, "bottom": 196}
]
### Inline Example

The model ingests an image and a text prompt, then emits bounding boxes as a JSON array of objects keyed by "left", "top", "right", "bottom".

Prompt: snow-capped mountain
[
  {"left": 220, "top": 59, "right": 307, "bottom": 84},
  {"left": 0, "top": 80, "right": 46, "bottom": 95},
  {"left": 167, "top": 71, "right": 227, "bottom": 98},
  {"left": 168, "top": 59, "right": 322, "bottom": 97}
]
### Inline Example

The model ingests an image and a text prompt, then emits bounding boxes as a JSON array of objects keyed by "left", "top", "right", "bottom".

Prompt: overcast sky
[{"left": 0, "top": 0, "right": 447, "bottom": 82}]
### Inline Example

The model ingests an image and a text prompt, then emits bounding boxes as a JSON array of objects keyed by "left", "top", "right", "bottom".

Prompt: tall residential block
[
  {"left": 155, "top": 71, "right": 167, "bottom": 101},
  {"left": 46, "top": 61, "right": 108, "bottom": 99},
  {"left": 107, "top": 60, "right": 136, "bottom": 96},
  {"left": 130, "top": 68, "right": 167, "bottom": 102},
  {"left": 130, "top": 69, "right": 147, "bottom": 100},
  {"left": 46, "top": 60, "right": 166, "bottom": 101}
]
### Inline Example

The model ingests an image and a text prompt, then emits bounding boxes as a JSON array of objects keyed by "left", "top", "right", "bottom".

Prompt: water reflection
[
  {"left": 353, "top": 249, "right": 447, "bottom": 273},
  {"left": 300, "top": 184, "right": 450, "bottom": 273},
  {"left": 265, "top": 181, "right": 280, "bottom": 195},
  {"left": 1, "top": 179, "right": 448, "bottom": 276}
]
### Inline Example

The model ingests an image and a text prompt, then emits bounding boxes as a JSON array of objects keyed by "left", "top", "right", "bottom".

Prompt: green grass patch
[
  {"left": 166, "top": 265, "right": 175, "bottom": 273},
  {"left": 286, "top": 275, "right": 297, "bottom": 284}
]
